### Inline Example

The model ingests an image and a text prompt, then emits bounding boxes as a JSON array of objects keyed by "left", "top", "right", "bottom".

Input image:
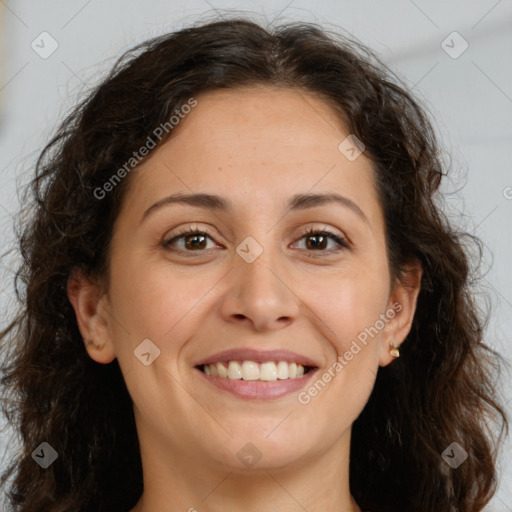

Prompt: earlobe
[
  {"left": 379, "top": 260, "right": 423, "bottom": 367},
  {"left": 66, "top": 269, "right": 116, "bottom": 364}
]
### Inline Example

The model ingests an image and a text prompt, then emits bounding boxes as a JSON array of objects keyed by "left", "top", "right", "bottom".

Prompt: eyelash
[{"left": 162, "top": 224, "right": 349, "bottom": 258}]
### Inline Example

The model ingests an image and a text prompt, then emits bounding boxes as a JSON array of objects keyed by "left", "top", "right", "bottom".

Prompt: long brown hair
[{"left": 0, "top": 17, "right": 509, "bottom": 512}]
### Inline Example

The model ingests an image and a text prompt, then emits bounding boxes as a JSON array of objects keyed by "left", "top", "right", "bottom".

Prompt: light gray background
[{"left": 0, "top": 1, "right": 511, "bottom": 510}]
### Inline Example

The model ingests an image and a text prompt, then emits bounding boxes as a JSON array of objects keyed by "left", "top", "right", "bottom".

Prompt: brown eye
[
  {"left": 305, "top": 233, "right": 329, "bottom": 250},
  {"left": 182, "top": 233, "right": 208, "bottom": 250},
  {"left": 294, "top": 228, "right": 349, "bottom": 254},
  {"left": 162, "top": 225, "right": 219, "bottom": 254}
]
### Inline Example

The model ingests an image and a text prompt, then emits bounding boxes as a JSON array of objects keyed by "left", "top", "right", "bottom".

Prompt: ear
[
  {"left": 379, "top": 259, "right": 423, "bottom": 367},
  {"left": 67, "top": 269, "right": 117, "bottom": 364}
]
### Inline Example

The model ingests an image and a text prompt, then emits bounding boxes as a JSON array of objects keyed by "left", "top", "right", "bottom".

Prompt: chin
[{"left": 206, "top": 428, "right": 312, "bottom": 472}]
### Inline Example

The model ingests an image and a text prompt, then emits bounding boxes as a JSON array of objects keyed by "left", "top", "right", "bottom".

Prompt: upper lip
[{"left": 194, "top": 348, "right": 319, "bottom": 368}]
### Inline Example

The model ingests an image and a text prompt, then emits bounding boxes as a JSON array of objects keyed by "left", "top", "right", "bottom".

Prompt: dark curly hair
[{"left": 0, "top": 15, "right": 509, "bottom": 512}]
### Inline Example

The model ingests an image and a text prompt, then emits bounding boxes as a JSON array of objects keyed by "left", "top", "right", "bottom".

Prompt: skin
[{"left": 68, "top": 86, "right": 422, "bottom": 512}]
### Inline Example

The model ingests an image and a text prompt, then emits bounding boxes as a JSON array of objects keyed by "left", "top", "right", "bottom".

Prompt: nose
[{"left": 219, "top": 249, "right": 300, "bottom": 332}]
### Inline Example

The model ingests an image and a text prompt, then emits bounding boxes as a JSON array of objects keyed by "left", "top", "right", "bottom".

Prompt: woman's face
[{"left": 71, "top": 86, "right": 421, "bottom": 474}]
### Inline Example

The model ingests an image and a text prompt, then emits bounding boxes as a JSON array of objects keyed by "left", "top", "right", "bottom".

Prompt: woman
[{"left": 0, "top": 17, "right": 508, "bottom": 512}]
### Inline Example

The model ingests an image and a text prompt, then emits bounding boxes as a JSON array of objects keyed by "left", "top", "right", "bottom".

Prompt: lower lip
[{"left": 194, "top": 367, "right": 319, "bottom": 400}]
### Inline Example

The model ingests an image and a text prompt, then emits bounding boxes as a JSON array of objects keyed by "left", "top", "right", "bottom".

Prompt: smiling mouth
[{"left": 196, "top": 360, "right": 316, "bottom": 381}]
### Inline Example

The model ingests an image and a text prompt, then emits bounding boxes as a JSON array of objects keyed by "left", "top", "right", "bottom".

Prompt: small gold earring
[{"left": 389, "top": 342, "right": 400, "bottom": 358}]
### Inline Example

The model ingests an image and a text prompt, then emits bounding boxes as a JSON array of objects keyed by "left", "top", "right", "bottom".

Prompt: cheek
[
  {"left": 301, "top": 279, "right": 383, "bottom": 426},
  {"left": 306, "top": 268, "right": 390, "bottom": 353},
  {"left": 110, "top": 255, "right": 201, "bottom": 329},
  {"left": 107, "top": 256, "right": 219, "bottom": 372}
]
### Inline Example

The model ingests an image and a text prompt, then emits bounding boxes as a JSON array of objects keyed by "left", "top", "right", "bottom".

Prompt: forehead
[
  {"left": 173, "top": 86, "right": 348, "bottom": 153},
  {"left": 123, "top": 86, "right": 382, "bottom": 228}
]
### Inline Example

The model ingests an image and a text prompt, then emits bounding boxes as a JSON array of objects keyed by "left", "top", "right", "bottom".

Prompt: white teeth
[
  {"left": 260, "top": 362, "right": 277, "bottom": 381},
  {"left": 241, "top": 361, "right": 259, "bottom": 380},
  {"left": 227, "top": 361, "right": 242, "bottom": 380},
  {"left": 202, "top": 360, "right": 307, "bottom": 381},
  {"left": 216, "top": 362, "right": 228, "bottom": 378},
  {"left": 276, "top": 361, "right": 289, "bottom": 379}
]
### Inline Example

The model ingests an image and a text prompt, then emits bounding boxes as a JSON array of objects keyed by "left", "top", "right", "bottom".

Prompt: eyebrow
[{"left": 140, "top": 192, "right": 369, "bottom": 225}]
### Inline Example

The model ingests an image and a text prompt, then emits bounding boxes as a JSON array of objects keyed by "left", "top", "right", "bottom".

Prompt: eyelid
[
  {"left": 293, "top": 226, "right": 350, "bottom": 254},
  {"left": 162, "top": 223, "right": 350, "bottom": 256},
  {"left": 162, "top": 224, "right": 221, "bottom": 248}
]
